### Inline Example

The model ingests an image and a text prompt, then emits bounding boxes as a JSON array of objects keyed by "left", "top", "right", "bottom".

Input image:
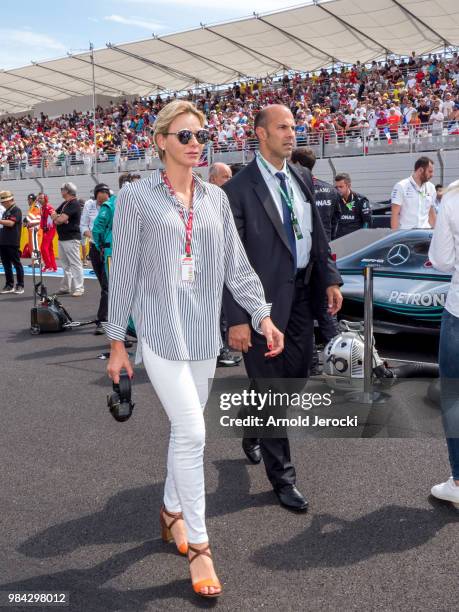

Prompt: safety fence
[
  {"left": 212, "top": 121, "right": 459, "bottom": 163},
  {"left": 2, "top": 120, "right": 459, "bottom": 181}
]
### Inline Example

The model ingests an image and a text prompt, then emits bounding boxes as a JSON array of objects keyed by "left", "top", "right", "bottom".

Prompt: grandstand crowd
[{"left": 2, "top": 50, "right": 459, "bottom": 171}]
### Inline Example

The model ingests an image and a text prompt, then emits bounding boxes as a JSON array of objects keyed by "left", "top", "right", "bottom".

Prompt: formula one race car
[{"left": 332, "top": 228, "right": 450, "bottom": 335}]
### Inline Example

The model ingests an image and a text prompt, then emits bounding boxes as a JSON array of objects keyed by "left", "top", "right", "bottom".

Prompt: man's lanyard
[
  {"left": 162, "top": 170, "right": 195, "bottom": 256},
  {"left": 342, "top": 192, "right": 355, "bottom": 212},
  {"left": 409, "top": 177, "right": 428, "bottom": 208},
  {"left": 257, "top": 153, "right": 303, "bottom": 240}
]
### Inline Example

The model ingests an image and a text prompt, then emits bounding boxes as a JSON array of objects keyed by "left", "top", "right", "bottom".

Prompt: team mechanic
[
  {"left": 334, "top": 172, "right": 372, "bottom": 238},
  {"left": 290, "top": 148, "right": 340, "bottom": 243}
]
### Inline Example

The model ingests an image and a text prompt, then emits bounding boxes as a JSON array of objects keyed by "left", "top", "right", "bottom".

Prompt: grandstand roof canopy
[{"left": 1, "top": 0, "right": 459, "bottom": 114}]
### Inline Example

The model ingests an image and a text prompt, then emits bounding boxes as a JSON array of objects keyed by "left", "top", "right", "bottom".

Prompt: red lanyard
[{"left": 162, "top": 170, "right": 194, "bottom": 256}]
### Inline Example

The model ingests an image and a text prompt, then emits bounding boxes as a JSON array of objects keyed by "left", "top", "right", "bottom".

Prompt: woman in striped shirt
[{"left": 106, "top": 100, "right": 284, "bottom": 598}]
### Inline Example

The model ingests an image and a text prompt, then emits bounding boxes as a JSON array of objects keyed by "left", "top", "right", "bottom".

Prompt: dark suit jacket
[{"left": 222, "top": 158, "right": 342, "bottom": 333}]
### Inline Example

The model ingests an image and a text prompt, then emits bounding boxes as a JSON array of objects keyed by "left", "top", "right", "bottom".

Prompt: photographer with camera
[{"left": 106, "top": 100, "right": 283, "bottom": 599}]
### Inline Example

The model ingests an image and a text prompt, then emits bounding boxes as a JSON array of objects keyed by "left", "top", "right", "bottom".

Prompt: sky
[{"left": 1, "top": 0, "right": 311, "bottom": 70}]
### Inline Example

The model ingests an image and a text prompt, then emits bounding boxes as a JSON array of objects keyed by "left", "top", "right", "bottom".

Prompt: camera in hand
[{"left": 107, "top": 372, "right": 135, "bottom": 422}]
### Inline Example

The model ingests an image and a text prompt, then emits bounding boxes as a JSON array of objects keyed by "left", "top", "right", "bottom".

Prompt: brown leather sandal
[
  {"left": 159, "top": 506, "right": 188, "bottom": 555},
  {"left": 188, "top": 544, "right": 222, "bottom": 598}
]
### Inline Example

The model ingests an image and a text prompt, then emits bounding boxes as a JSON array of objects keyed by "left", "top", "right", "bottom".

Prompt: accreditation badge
[{"left": 181, "top": 255, "right": 195, "bottom": 282}]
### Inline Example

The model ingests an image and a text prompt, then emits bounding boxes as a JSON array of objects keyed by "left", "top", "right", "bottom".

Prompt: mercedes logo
[{"left": 387, "top": 243, "right": 411, "bottom": 266}]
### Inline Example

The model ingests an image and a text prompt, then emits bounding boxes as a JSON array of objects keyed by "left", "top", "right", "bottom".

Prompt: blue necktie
[{"left": 275, "top": 171, "right": 297, "bottom": 270}]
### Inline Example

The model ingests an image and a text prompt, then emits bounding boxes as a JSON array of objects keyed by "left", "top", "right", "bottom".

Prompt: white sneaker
[
  {"left": 431, "top": 477, "right": 459, "bottom": 507},
  {"left": 71, "top": 290, "right": 84, "bottom": 297}
]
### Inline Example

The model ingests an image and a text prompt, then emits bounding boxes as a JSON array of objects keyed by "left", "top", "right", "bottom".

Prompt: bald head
[
  {"left": 255, "top": 104, "right": 294, "bottom": 131},
  {"left": 208, "top": 162, "right": 232, "bottom": 187},
  {"left": 255, "top": 104, "right": 296, "bottom": 168}
]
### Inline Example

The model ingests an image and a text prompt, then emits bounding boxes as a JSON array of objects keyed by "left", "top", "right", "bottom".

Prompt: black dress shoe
[
  {"left": 274, "top": 485, "right": 308, "bottom": 512},
  {"left": 242, "top": 438, "right": 262, "bottom": 464}
]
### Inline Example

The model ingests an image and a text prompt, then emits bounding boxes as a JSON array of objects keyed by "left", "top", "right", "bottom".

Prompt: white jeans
[
  {"left": 58, "top": 239, "right": 84, "bottom": 293},
  {"left": 141, "top": 340, "right": 216, "bottom": 543}
]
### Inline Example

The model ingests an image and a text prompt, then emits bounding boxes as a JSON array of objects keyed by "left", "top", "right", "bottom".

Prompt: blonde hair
[{"left": 153, "top": 100, "right": 206, "bottom": 161}]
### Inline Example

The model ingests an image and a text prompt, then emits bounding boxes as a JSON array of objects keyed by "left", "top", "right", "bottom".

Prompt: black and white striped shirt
[{"left": 105, "top": 170, "right": 271, "bottom": 362}]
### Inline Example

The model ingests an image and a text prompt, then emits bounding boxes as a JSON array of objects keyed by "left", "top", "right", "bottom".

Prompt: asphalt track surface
[{"left": 0, "top": 276, "right": 458, "bottom": 612}]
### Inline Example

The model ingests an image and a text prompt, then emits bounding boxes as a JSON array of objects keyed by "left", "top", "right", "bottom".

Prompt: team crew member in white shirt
[
  {"left": 105, "top": 101, "right": 284, "bottom": 599},
  {"left": 428, "top": 180, "right": 459, "bottom": 507},
  {"left": 390, "top": 156, "right": 437, "bottom": 230}
]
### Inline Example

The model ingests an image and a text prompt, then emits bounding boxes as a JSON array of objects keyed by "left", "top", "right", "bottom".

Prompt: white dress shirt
[
  {"left": 429, "top": 180, "right": 459, "bottom": 318},
  {"left": 256, "top": 154, "right": 312, "bottom": 268}
]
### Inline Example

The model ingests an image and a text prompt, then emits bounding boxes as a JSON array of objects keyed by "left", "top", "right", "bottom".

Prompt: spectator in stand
[
  {"left": 334, "top": 172, "right": 372, "bottom": 238},
  {"left": 409, "top": 110, "right": 421, "bottom": 132},
  {"left": 376, "top": 111, "right": 389, "bottom": 140},
  {"left": 418, "top": 98, "right": 431, "bottom": 124},
  {"left": 430, "top": 102, "right": 445, "bottom": 135},
  {"left": 402, "top": 100, "right": 416, "bottom": 125},
  {"left": 441, "top": 92, "right": 455, "bottom": 120},
  {"left": 37, "top": 193, "right": 57, "bottom": 272},
  {"left": 391, "top": 156, "right": 437, "bottom": 229},
  {"left": 0, "top": 190, "right": 24, "bottom": 294},
  {"left": 52, "top": 182, "right": 84, "bottom": 297},
  {"left": 1, "top": 52, "right": 459, "bottom": 166},
  {"left": 387, "top": 107, "right": 401, "bottom": 140}
]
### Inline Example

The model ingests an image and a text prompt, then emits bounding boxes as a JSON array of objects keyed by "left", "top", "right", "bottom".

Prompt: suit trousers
[
  {"left": 58, "top": 239, "right": 84, "bottom": 293},
  {"left": 243, "top": 280, "right": 315, "bottom": 489},
  {"left": 141, "top": 340, "right": 216, "bottom": 543}
]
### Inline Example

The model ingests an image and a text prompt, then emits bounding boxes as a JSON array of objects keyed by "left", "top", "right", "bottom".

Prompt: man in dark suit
[{"left": 222, "top": 105, "right": 343, "bottom": 512}]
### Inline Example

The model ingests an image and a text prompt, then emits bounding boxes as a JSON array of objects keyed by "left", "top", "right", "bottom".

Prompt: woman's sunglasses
[{"left": 165, "top": 129, "right": 210, "bottom": 145}]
